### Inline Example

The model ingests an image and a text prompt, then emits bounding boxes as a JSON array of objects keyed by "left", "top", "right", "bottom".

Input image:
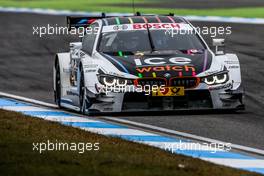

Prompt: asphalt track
[
  {"left": 0, "top": 12, "right": 264, "bottom": 151},
  {"left": 111, "top": 0, "right": 264, "bottom": 9}
]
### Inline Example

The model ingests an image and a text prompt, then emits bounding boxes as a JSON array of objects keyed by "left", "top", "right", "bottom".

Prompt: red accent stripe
[
  {"left": 155, "top": 16, "right": 162, "bottom": 23},
  {"left": 167, "top": 16, "right": 175, "bottom": 23},
  {"left": 142, "top": 17, "right": 148, "bottom": 23},
  {"left": 178, "top": 72, "right": 183, "bottom": 77},
  {"left": 88, "top": 19, "right": 96, "bottom": 24}
]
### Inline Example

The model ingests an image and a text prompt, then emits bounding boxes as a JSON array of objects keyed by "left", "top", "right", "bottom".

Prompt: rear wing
[{"left": 66, "top": 12, "right": 175, "bottom": 31}]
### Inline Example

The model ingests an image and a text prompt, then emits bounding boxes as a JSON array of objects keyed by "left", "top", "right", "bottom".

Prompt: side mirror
[
  {"left": 212, "top": 38, "right": 225, "bottom": 55},
  {"left": 70, "top": 42, "right": 82, "bottom": 59}
]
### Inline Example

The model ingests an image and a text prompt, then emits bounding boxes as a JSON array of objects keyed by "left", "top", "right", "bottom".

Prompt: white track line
[
  {"left": 1, "top": 7, "right": 264, "bottom": 24},
  {"left": 140, "top": 141, "right": 225, "bottom": 152},
  {"left": 0, "top": 92, "right": 57, "bottom": 108},
  {"left": 202, "top": 158, "right": 264, "bottom": 168},
  {"left": 82, "top": 127, "right": 159, "bottom": 136},
  {"left": 101, "top": 116, "right": 264, "bottom": 156},
  {"left": 1, "top": 91, "right": 264, "bottom": 157},
  {"left": 1, "top": 106, "right": 53, "bottom": 111},
  {"left": 41, "top": 116, "right": 99, "bottom": 122}
]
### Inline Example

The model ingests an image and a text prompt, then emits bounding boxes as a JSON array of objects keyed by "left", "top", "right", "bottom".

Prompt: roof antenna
[{"left": 135, "top": 12, "right": 141, "bottom": 16}]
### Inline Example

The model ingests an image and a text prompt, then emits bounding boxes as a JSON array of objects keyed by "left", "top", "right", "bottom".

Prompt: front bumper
[{"left": 87, "top": 83, "right": 245, "bottom": 113}]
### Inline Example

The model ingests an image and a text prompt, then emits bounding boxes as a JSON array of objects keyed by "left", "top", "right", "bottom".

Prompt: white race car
[{"left": 54, "top": 14, "right": 245, "bottom": 114}]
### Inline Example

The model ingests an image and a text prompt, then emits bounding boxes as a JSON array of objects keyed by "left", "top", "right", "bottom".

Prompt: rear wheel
[{"left": 55, "top": 61, "right": 61, "bottom": 107}]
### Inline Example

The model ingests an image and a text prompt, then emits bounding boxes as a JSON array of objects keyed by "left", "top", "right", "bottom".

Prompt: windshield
[
  {"left": 98, "top": 25, "right": 206, "bottom": 54},
  {"left": 99, "top": 30, "right": 152, "bottom": 53}
]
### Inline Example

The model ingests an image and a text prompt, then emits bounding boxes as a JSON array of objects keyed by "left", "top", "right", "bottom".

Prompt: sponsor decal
[
  {"left": 152, "top": 87, "right": 185, "bottom": 96},
  {"left": 134, "top": 57, "right": 196, "bottom": 76},
  {"left": 66, "top": 90, "right": 79, "bottom": 96},
  {"left": 85, "top": 69, "right": 96, "bottom": 73},
  {"left": 224, "top": 61, "right": 239, "bottom": 65},
  {"left": 170, "top": 57, "right": 191, "bottom": 65},
  {"left": 63, "top": 68, "right": 70, "bottom": 73},
  {"left": 136, "top": 65, "right": 196, "bottom": 77},
  {"left": 102, "top": 23, "right": 192, "bottom": 33},
  {"left": 134, "top": 57, "right": 192, "bottom": 66},
  {"left": 136, "top": 65, "right": 195, "bottom": 73},
  {"left": 133, "top": 23, "right": 181, "bottom": 30},
  {"left": 83, "top": 64, "right": 98, "bottom": 68},
  {"left": 228, "top": 65, "right": 239, "bottom": 69},
  {"left": 113, "top": 24, "right": 128, "bottom": 31}
]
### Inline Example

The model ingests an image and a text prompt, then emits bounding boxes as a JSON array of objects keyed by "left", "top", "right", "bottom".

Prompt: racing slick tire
[
  {"left": 55, "top": 60, "right": 62, "bottom": 108},
  {"left": 79, "top": 66, "right": 92, "bottom": 114}
]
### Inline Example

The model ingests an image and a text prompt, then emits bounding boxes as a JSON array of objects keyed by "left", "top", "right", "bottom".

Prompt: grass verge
[
  {"left": 0, "top": 109, "right": 260, "bottom": 176},
  {"left": 0, "top": 0, "right": 264, "bottom": 18}
]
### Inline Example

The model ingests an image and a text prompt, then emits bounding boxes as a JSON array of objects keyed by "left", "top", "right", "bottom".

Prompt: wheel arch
[
  {"left": 215, "top": 53, "right": 242, "bottom": 90},
  {"left": 53, "top": 53, "right": 71, "bottom": 100}
]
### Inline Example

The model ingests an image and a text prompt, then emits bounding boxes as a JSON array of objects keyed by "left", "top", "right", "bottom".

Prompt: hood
[{"left": 101, "top": 50, "right": 213, "bottom": 78}]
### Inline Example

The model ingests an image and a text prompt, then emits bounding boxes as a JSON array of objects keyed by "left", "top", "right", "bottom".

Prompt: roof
[{"left": 101, "top": 16, "right": 187, "bottom": 26}]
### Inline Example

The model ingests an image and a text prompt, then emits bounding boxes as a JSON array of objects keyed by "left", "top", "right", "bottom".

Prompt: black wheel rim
[
  {"left": 80, "top": 70, "right": 86, "bottom": 113},
  {"left": 56, "top": 64, "right": 61, "bottom": 106}
]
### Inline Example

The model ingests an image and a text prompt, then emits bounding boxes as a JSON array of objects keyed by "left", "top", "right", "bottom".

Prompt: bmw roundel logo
[
  {"left": 164, "top": 73, "right": 171, "bottom": 78},
  {"left": 122, "top": 24, "right": 128, "bottom": 30},
  {"left": 113, "top": 25, "right": 128, "bottom": 31}
]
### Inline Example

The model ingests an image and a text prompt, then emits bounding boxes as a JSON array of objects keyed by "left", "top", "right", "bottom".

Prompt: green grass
[
  {"left": 0, "top": 0, "right": 264, "bottom": 18},
  {"left": 0, "top": 109, "right": 260, "bottom": 176}
]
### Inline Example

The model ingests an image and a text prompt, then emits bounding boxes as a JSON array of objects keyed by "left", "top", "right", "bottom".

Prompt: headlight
[
  {"left": 202, "top": 72, "right": 229, "bottom": 85},
  {"left": 102, "top": 77, "right": 116, "bottom": 87},
  {"left": 99, "top": 75, "right": 134, "bottom": 87}
]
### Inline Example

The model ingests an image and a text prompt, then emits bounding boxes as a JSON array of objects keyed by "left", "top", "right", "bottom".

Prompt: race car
[{"left": 53, "top": 13, "right": 245, "bottom": 114}]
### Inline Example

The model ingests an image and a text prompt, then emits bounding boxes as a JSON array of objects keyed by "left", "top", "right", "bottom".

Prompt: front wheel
[
  {"left": 55, "top": 62, "right": 61, "bottom": 107},
  {"left": 79, "top": 68, "right": 92, "bottom": 114}
]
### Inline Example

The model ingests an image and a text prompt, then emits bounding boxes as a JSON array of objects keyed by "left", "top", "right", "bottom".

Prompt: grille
[
  {"left": 170, "top": 77, "right": 199, "bottom": 89},
  {"left": 122, "top": 90, "right": 213, "bottom": 110},
  {"left": 136, "top": 78, "right": 166, "bottom": 87}
]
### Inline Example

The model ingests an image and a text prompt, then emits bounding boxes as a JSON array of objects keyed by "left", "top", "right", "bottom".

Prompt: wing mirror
[
  {"left": 70, "top": 42, "right": 82, "bottom": 59},
  {"left": 212, "top": 38, "right": 225, "bottom": 55}
]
